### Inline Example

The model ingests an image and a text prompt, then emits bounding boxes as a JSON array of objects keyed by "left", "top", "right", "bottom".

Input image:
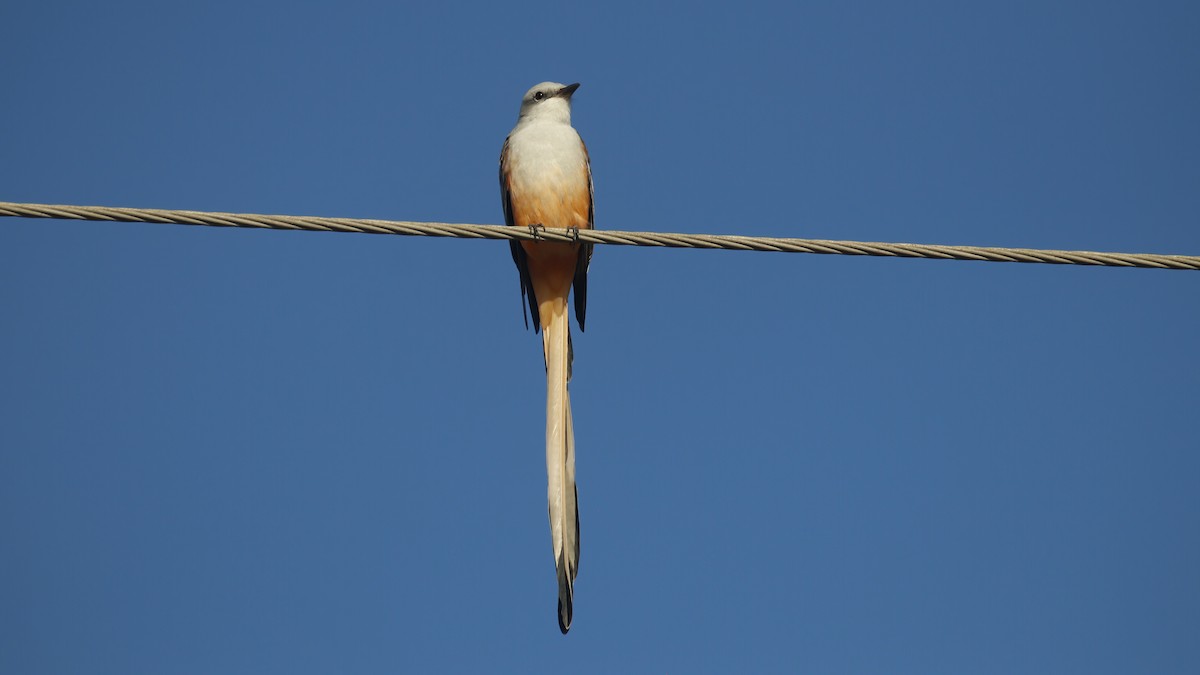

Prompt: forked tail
[{"left": 543, "top": 301, "right": 579, "bottom": 633}]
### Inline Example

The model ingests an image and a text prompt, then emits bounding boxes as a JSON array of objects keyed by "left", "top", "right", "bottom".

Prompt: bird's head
[{"left": 517, "top": 81, "right": 580, "bottom": 124}]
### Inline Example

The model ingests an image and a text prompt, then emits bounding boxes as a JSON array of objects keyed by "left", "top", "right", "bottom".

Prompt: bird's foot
[
  {"left": 566, "top": 225, "right": 581, "bottom": 243},
  {"left": 527, "top": 223, "right": 546, "bottom": 240}
]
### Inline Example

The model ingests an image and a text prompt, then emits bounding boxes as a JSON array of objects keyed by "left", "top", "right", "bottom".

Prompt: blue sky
[{"left": 2, "top": 1, "right": 1198, "bottom": 672}]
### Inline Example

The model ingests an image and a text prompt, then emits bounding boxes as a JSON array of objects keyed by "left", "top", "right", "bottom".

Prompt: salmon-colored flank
[{"left": 505, "top": 160, "right": 593, "bottom": 330}]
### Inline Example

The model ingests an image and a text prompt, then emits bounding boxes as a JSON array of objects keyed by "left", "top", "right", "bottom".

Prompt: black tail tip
[
  {"left": 556, "top": 552, "right": 575, "bottom": 634},
  {"left": 558, "top": 598, "right": 573, "bottom": 634}
]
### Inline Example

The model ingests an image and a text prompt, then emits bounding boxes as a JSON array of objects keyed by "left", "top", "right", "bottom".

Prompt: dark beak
[{"left": 557, "top": 82, "right": 581, "bottom": 98}]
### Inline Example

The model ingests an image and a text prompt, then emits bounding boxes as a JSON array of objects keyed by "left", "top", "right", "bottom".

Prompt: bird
[{"left": 499, "top": 81, "right": 593, "bottom": 634}]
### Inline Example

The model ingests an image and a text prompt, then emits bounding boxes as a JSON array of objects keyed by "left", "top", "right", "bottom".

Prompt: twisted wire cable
[{"left": 2, "top": 201, "right": 1196, "bottom": 271}]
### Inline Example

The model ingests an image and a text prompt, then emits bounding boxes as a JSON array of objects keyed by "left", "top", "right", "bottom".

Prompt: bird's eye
[{"left": 533, "top": 91, "right": 545, "bottom": 101}]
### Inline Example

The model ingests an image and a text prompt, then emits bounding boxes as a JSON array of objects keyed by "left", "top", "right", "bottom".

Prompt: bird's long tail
[{"left": 543, "top": 298, "right": 579, "bottom": 634}]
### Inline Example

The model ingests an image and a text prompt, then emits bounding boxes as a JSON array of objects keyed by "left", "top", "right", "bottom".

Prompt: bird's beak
[{"left": 557, "top": 82, "right": 581, "bottom": 99}]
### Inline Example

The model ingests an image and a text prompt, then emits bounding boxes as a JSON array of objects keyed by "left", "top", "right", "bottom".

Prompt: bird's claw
[
  {"left": 566, "top": 225, "right": 581, "bottom": 243},
  {"left": 528, "top": 223, "right": 546, "bottom": 240}
]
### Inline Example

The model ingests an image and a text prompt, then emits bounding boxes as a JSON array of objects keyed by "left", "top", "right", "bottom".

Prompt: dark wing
[
  {"left": 501, "top": 135, "right": 541, "bottom": 332},
  {"left": 572, "top": 139, "right": 594, "bottom": 331}
]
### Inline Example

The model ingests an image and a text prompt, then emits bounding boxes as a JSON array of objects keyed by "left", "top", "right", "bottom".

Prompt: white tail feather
[{"left": 543, "top": 303, "right": 578, "bottom": 633}]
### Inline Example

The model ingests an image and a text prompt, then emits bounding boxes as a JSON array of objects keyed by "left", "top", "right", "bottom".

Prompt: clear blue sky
[{"left": 2, "top": 1, "right": 1198, "bottom": 673}]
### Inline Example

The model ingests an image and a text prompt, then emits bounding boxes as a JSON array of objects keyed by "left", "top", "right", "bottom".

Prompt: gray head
[{"left": 517, "top": 81, "right": 580, "bottom": 124}]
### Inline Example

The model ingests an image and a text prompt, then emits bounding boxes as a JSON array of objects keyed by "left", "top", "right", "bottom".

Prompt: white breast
[{"left": 505, "top": 120, "right": 588, "bottom": 195}]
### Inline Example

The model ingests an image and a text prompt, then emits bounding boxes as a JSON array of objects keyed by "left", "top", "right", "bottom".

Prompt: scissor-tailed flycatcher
[{"left": 499, "top": 81, "right": 593, "bottom": 634}]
